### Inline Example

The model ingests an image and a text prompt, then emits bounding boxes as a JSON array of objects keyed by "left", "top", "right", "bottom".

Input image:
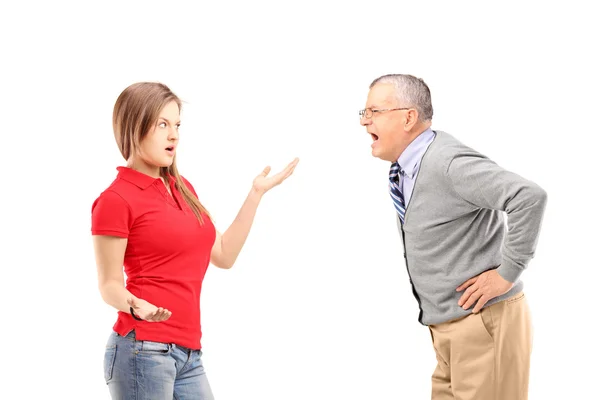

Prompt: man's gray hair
[{"left": 370, "top": 74, "right": 433, "bottom": 122}]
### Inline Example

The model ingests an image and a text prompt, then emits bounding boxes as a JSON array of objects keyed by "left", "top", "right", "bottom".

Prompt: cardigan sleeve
[{"left": 446, "top": 153, "right": 548, "bottom": 283}]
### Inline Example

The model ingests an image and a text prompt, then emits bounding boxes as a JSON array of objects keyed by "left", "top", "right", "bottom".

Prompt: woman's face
[{"left": 133, "top": 100, "right": 180, "bottom": 175}]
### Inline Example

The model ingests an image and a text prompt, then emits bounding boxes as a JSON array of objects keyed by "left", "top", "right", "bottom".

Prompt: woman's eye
[
  {"left": 159, "top": 122, "right": 167, "bottom": 128},
  {"left": 176, "top": 124, "right": 181, "bottom": 130}
]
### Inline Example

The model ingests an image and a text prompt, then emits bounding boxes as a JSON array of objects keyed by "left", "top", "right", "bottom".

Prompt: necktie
[{"left": 389, "top": 162, "right": 406, "bottom": 224}]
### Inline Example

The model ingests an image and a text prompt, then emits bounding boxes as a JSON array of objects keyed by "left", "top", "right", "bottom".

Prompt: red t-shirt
[{"left": 91, "top": 166, "right": 215, "bottom": 349}]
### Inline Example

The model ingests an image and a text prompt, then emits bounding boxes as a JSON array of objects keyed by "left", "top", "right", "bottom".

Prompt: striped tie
[{"left": 389, "top": 162, "right": 406, "bottom": 224}]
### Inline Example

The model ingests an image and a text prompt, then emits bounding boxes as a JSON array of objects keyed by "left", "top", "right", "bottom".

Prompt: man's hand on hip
[{"left": 456, "top": 269, "right": 513, "bottom": 313}]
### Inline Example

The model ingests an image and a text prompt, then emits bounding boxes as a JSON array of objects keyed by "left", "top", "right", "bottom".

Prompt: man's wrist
[{"left": 496, "top": 260, "right": 523, "bottom": 283}]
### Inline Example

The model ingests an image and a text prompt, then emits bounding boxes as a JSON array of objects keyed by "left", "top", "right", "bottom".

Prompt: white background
[{"left": 1, "top": 1, "right": 598, "bottom": 399}]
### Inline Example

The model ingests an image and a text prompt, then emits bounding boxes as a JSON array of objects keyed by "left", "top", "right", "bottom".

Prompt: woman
[{"left": 91, "top": 82, "right": 298, "bottom": 399}]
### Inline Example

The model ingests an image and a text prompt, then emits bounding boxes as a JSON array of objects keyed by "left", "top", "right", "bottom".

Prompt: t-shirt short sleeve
[{"left": 91, "top": 190, "right": 133, "bottom": 238}]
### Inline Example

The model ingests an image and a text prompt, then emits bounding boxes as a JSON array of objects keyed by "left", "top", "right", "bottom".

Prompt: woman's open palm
[{"left": 252, "top": 158, "right": 299, "bottom": 193}]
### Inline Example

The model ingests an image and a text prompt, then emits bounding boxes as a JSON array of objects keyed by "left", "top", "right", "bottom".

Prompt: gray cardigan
[{"left": 397, "top": 131, "right": 547, "bottom": 325}]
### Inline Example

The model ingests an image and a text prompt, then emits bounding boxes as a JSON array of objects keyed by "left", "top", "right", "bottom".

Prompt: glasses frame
[{"left": 358, "top": 107, "right": 411, "bottom": 119}]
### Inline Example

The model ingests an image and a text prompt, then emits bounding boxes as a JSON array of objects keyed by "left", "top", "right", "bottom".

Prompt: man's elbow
[{"left": 530, "top": 183, "right": 548, "bottom": 207}]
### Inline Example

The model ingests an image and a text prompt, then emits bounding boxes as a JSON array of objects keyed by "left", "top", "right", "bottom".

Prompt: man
[{"left": 360, "top": 74, "right": 547, "bottom": 400}]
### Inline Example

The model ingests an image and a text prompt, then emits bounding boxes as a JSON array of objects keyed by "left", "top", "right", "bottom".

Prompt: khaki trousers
[{"left": 429, "top": 292, "right": 532, "bottom": 400}]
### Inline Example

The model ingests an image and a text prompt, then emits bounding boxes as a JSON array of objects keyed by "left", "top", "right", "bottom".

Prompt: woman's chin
[{"left": 154, "top": 158, "right": 174, "bottom": 168}]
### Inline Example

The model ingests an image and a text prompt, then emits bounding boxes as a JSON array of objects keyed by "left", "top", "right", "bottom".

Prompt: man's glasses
[{"left": 358, "top": 107, "right": 410, "bottom": 119}]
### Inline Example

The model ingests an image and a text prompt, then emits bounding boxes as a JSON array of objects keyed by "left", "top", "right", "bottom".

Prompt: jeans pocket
[
  {"left": 104, "top": 345, "right": 117, "bottom": 383},
  {"left": 138, "top": 340, "right": 171, "bottom": 354}
]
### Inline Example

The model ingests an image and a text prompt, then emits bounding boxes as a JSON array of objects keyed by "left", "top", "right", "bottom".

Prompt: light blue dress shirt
[{"left": 397, "top": 128, "right": 436, "bottom": 206}]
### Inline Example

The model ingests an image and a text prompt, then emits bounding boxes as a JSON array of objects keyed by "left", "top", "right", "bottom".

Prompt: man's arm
[{"left": 447, "top": 153, "right": 548, "bottom": 283}]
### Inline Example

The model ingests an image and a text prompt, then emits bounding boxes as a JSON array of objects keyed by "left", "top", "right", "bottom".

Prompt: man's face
[{"left": 360, "top": 83, "right": 408, "bottom": 162}]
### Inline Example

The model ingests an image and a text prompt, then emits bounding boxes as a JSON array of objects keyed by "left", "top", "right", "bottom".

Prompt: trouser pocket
[{"left": 104, "top": 345, "right": 117, "bottom": 383}]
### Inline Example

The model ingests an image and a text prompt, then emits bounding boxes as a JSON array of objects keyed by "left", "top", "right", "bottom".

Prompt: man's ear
[{"left": 404, "top": 108, "right": 420, "bottom": 131}]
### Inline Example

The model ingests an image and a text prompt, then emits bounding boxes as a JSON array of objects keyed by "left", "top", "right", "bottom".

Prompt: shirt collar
[
  {"left": 397, "top": 128, "right": 435, "bottom": 179},
  {"left": 117, "top": 166, "right": 165, "bottom": 190}
]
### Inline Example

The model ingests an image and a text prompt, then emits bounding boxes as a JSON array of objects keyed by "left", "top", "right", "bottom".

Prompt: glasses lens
[{"left": 359, "top": 109, "right": 372, "bottom": 118}]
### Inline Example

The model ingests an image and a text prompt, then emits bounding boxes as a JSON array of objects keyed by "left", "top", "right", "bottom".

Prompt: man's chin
[
  {"left": 371, "top": 142, "right": 380, "bottom": 157},
  {"left": 371, "top": 145, "right": 389, "bottom": 161}
]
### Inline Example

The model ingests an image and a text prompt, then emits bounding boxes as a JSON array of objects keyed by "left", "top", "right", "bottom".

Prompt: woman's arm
[
  {"left": 210, "top": 158, "right": 299, "bottom": 269},
  {"left": 210, "top": 189, "right": 262, "bottom": 269},
  {"left": 93, "top": 235, "right": 171, "bottom": 321}
]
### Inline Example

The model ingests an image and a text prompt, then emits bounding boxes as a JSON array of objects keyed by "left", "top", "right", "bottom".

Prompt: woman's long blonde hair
[{"left": 113, "top": 82, "right": 210, "bottom": 224}]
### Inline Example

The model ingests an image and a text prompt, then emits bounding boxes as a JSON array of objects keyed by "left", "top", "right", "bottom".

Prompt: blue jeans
[{"left": 104, "top": 330, "right": 214, "bottom": 400}]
